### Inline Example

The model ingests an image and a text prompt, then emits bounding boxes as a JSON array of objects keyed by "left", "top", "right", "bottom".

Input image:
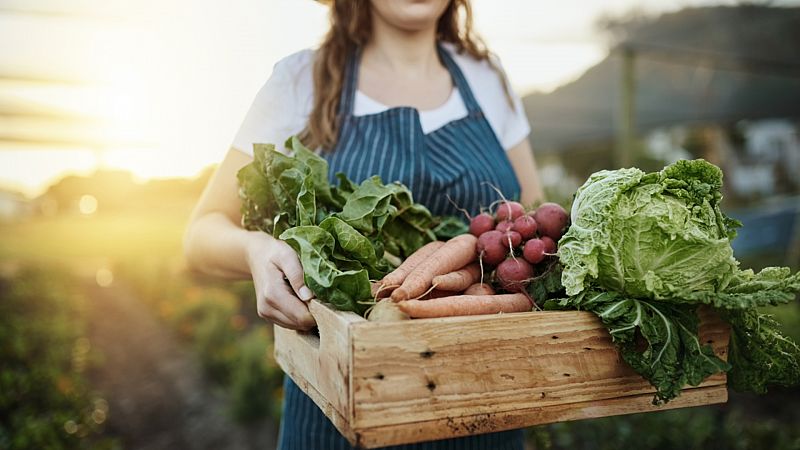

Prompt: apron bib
[{"left": 325, "top": 44, "right": 521, "bottom": 217}]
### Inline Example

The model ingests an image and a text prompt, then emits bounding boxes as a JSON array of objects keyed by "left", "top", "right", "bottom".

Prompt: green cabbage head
[{"left": 559, "top": 159, "right": 742, "bottom": 298}]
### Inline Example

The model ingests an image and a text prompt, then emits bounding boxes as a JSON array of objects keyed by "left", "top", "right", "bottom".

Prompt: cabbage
[
  {"left": 553, "top": 159, "right": 800, "bottom": 403},
  {"left": 560, "top": 160, "right": 740, "bottom": 299}
]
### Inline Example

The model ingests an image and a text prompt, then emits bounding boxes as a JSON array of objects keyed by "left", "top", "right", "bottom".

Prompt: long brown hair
[{"left": 300, "top": 0, "right": 511, "bottom": 151}]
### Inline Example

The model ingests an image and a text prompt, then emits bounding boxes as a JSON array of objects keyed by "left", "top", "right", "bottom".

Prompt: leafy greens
[
  {"left": 552, "top": 159, "right": 800, "bottom": 403},
  {"left": 237, "top": 136, "right": 467, "bottom": 315}
]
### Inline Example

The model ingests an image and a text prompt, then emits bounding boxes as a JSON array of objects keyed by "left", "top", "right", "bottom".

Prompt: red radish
[
  {"left": 477, "top": 230, "right": 507, "bottom": 266},
  {"left": 523, "top": 239, "right": 546, "bottom": 264},
  {"left": 512, "top": 215, "right": 538, "bottom": 240},
  {"left": 496, "top": 258, "right": 535, "bottom": 292},
  {"left": 495, "top": 220, "right": 514, "bottom": 233},
  {"left": 533, "top": 202, "right": 569, "bottom": 240},
  {"left": 469, "top": 213, "right": 495, "bottom": 237},
  {"left": 504, "top": 231, "right": 522, "bottom": 248},
  {"left": 541, "top": 236, "right": 557, "bottom": 254},
  {"left": 495, "top": 201, "right": 525, "bottom": 222}
]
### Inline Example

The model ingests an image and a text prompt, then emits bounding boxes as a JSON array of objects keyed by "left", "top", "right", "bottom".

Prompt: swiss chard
[{"left": 237, "top": 137, "right": 466, "bottom": 314}]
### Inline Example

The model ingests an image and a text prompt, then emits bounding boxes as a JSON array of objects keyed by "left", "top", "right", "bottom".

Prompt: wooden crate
[{"left": 274, "top": 300, "right": 729, "bottom": 449}]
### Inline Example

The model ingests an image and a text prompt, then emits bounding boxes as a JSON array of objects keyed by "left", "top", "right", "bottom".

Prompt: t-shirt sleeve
[
  {"left": 502, "top": 82, "right": 531, "bottom": 150},
  {"left": 231, "top": 52, "right": 313, "bottom": 156},
  {"left": 493, "top": 56, "right": 531, "bottom": 151}
]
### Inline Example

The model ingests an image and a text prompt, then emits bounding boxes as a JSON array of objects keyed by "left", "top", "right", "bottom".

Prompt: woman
[{"left": 184, "top": 0, "right": 544, "bottom": 448}]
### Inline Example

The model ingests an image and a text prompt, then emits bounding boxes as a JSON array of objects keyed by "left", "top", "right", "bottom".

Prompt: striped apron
[{"left": 277, "top": 43, "right": 524, "bottom": 450}]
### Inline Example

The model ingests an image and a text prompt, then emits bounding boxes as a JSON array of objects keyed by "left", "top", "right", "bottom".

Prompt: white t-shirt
[{"left": 231, "top": 44, "right": 530, "bottom": 155}]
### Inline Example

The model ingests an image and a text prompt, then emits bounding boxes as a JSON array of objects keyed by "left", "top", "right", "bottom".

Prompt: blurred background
[{"left": 1, "top": 0, "right": 799, "bottom": 449}]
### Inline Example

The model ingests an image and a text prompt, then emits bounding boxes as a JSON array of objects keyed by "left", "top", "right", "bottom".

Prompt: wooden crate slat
[
  {"left": 349, "top": 307, "right": 729, "bottom": 428},
  {"left": 350, "top": 385, "right": 728, "bottom": 449}
]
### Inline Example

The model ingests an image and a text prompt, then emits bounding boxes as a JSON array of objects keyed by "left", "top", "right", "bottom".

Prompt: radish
[
  {"left": 366, "top": 299, "right": 410, "bottom": 322},
  {"left": 477, "top": 230, "right": 507, "bottom": 266},
  {"left": 495, "top": 220, "right": 514, "bottom": 233},
  {"left": 504, "top": 230, "right": 522, "bottom": 248},
  {"left": 523, "top": 239, "right": 546, "bottom": 264},
  {"left": 496, "top": 258, "right": 535, "bottom": 292},
  {"left": 469, "top": 213, "right": 495, "bottom": 237},
  {"left": 541, "top": 236, "right": 557, "bottom": 254},
  {"left": 533, "top": 202, "right": 569, "bottom": 240},
  {"left": 465, "top": 283, "right": 495, "bottom": 295},
  {"left": 512, "top": 215, "right": 538, "bottom": 240},
  {"left": 495, "top": 201, "right": 525, "bottom": 222}
]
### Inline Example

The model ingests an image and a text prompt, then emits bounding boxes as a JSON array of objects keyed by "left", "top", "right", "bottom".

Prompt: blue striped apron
[{"left": 278, "top": 43, "right": 524, "bottom": 450}]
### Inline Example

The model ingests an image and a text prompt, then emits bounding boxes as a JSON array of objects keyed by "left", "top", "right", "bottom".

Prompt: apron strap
[
  {"left": 338, "top": 47, "right": 361, "bottom": 117},
  {"left": 338, "top": 44, "right": 482, "bottom": 116},
  {"left": 437, "top": 43, "right": 482, "bottom": 115}
]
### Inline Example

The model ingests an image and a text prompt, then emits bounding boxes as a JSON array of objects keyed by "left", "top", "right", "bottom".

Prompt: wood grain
[
  {"left": 351, "top": 385, "right": 728, "bottom": 448},
  {"left": 273, "top": 300, "right": 362, "bottom": 423},
  {"left": 349, "top": 308, "right": 728, "bottom": 428}
]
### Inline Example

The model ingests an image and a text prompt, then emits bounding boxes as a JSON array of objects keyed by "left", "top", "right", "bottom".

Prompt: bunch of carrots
[
  {"left": 367, "top": 200, "right": 569, "bottom": 321},
  {"left": 369, "top": 234, "right": 533, "bottom": 321}
]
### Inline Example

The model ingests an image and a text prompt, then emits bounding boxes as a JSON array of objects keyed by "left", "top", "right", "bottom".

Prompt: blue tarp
[{"left": 727, "top": 198, "right": 800, "bottom": 258}]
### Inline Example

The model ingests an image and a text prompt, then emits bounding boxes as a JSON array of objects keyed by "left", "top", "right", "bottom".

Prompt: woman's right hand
[{"left": 245, "top": 232, "right": 317, "bottom": 331}]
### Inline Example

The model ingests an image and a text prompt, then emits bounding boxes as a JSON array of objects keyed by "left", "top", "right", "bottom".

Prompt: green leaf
[
  {"left": 319, "top": 217, "right": 388, "bottom": 279},
  {"left": 236, "top": 149, "right": 274, "bottom": 232},
  {"left": 724, "top": 308, "right": 800, "bottom": 394},
  {"left": 336, "top": 176, "right": 400, "bottom": 235},
  {"left": 331, "top": 172, "right": 356, "bottom": 206},
  {"left": 279, "top": 226, "right": 371, "bottom": 314},
  {"left": 432, "top": 216, "right": 469, "bottom": 240},
  {"left": 285, "top": 136, "right": 340, "bottom": 209},
  {"left": 526, "top": 260, "right": 565, "bottom": 306},
  {"left": 569, "top": 291, "right": 730, "bottom": 403},
  {"left": 676, "top": 267, "right": 800, "bottom": 309}
]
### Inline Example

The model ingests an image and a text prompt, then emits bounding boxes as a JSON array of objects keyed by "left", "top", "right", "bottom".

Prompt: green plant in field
[
  {"left": 0, "top": 268, "right": 120, "bottom": 450},
  {"left": 230, "top": 328, "right": 284, "bottom": 421}
]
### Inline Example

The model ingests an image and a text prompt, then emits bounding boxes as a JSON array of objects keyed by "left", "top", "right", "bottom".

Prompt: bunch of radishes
[{"left": 471, "top": 201, "right": 569, "bottom": 300}]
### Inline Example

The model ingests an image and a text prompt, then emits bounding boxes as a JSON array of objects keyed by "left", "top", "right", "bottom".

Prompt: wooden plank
[
  {"left": 274, "top": 351, "right": 358, "bottom": 444},
  {"left": 350, "top": 309, "right": 729, "bottom": 428},
  {"left": 352, "top": 385, "right": 728, "bottom": 449},
  {"left": 273, "top": 300, "right": 360, "bottom": 422}
]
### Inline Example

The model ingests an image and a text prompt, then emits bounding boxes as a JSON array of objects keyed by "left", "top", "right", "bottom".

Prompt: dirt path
[{"left": 84, "top": 281, "right": 279, "bottom": 450}]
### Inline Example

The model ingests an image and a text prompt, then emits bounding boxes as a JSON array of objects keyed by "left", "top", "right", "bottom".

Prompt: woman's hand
[{"left": 245, "top": 232, "right": 317, "bottom": 331}]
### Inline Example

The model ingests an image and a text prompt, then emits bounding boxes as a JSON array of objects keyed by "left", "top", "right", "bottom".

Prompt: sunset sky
[{"left": 2, "top": 0, "right": 798, "bottom": 196}]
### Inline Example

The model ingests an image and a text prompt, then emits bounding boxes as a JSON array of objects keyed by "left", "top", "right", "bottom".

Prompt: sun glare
[
  {"left": 1, "top": 0, "right": 748, "bottom": 196},
  {"left": 79, "top": 194, "right": 98, "bottom": 215}
]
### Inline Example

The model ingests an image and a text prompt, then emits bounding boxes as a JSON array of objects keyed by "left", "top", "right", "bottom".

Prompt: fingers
[
  {"left": 274, "top": 246, "right": 314, "bottom": 302},
  {"left": 251, "top": 260, "right": 316, "bottom": 331}
]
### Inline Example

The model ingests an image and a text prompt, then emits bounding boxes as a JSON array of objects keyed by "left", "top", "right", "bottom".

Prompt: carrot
[
  {"left": 376, "top": 241, "right": 444, "bottom": 297},
  {"left": 464, "top": 282, "right": 495, "bottom": 296},
  {"left": 398, "top": 293, "right": 533, "bottom": 318},
  {"left": 391, "top": 234, "right": 478, "bottom": 301},
  {"left": 420, "top": 288, "right": 459, "bottom": 300},
  {"left": 432, "top": 262, "right": 481, "bottom": 292}
]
